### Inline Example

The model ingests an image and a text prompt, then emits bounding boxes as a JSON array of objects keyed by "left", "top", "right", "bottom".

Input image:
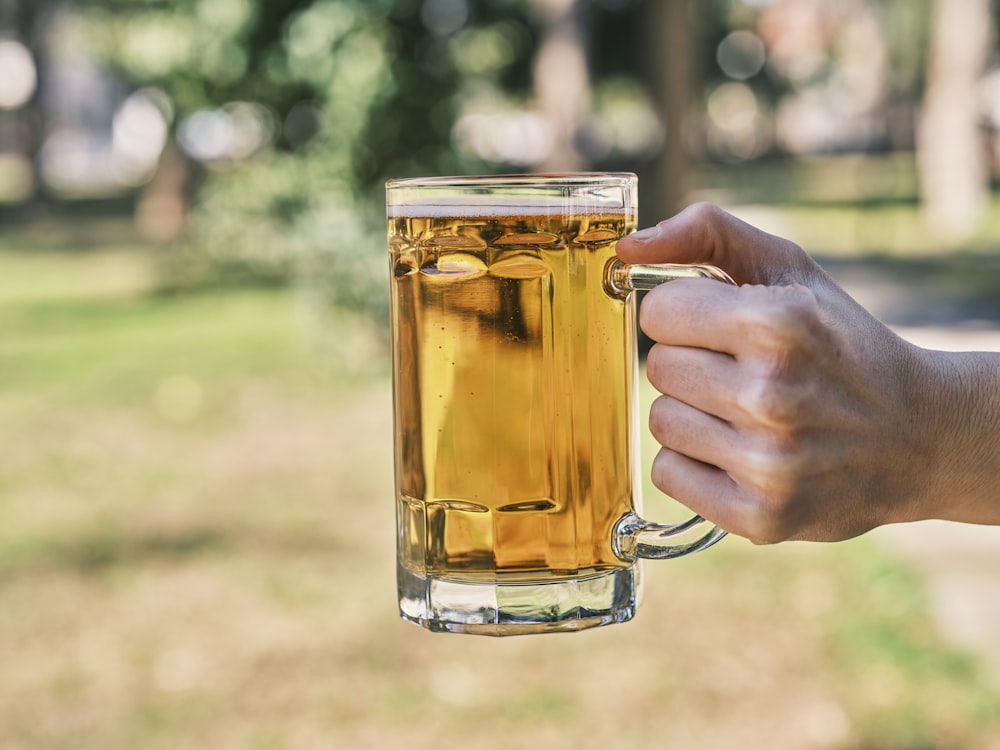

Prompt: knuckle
[
  {"left": 730, "top": 285, "right": 825, "bottom": 428},
  {"left": 735, "top": 283, "right": 822, "bottom": 343},
  {"left": 678, "top": 202, "right": 727, "bottom": 253},
  {"left": 735, "top": 373, "right": 807, "bottom": 428},
  {"left": 733, "top": 441, "right": 809, "bottom": 543},
  {"left": 742, "top": 441, "right": 804, "bottom": 494},
  {"left": 740, "top": 491, "right": 799, "bottom": 545},
  {"left": 735, "top": 374, "right": 781, "bottom": 424},
  {"left": 681, "top": 201, "right": 725, "bottom": 226}
]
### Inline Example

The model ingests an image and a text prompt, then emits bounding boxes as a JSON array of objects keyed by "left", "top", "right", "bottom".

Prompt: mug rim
[{"left": 385, "top": 172, "right": 637, "bottom": 190}]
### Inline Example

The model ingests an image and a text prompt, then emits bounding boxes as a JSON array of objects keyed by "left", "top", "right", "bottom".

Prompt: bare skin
[{"left": 616, "top": 202, "right": 1000, "bottom": 544}]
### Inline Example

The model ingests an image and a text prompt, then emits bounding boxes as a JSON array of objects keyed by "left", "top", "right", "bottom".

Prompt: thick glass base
[{"left": 397, "top": 563, "right": 641, "bottom": 636}]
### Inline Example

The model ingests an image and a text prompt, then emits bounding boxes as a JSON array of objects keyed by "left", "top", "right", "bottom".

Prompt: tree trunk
[
  {"left": 640, "top": 0, "right": 700, "bottom": 225},
  {"left": 2, "top": 0, "right": 45, "bottom": 206},
  {"left": 917, "top": 0, "right": 993, "bottom": 244},
  {"left": 532, "top": 0, "right": 589, "bottom": 172}
]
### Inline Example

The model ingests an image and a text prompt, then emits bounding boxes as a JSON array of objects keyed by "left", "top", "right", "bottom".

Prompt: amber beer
[
  {"left": 390, "top": 203, "right": 636, "bottom": 577},
  {"left": 387, "top": 174, "right": 726, "bottom": 636}
]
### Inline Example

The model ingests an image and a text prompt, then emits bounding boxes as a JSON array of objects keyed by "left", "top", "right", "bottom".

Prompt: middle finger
[{"left": 646, "top": 342, "right": 742, "bottom": 422}]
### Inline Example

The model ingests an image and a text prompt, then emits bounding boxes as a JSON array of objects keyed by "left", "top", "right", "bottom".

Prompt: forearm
[{"left": 916, "top": 349, "right": 1000, "bottom": 525}]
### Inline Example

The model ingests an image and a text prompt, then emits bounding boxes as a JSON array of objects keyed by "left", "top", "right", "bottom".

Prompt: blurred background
[{"left": 3, "top": 0, "right": 1000, "bottom": 748}]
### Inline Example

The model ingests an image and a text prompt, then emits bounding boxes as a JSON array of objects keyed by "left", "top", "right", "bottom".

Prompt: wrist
[{"left": 911, "top": 348, "right": 1000, "bottom": 524}]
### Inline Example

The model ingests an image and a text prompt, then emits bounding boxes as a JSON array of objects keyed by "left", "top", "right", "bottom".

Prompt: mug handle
[{"left": 604, "top": 258, "right": 736, "bottom": 561}]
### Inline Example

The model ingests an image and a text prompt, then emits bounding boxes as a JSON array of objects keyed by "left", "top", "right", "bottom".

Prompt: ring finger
[{"left": 648, "top": 392, "right": 739, "bottom": 472}]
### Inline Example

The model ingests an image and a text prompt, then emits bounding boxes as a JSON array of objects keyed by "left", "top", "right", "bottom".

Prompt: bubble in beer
[{"left": 420, "top": 252, "right": 486, "bottom": 279}]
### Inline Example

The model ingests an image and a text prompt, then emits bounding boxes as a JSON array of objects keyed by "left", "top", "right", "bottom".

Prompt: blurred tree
[
  {"left": 695, "top": 0, "right": 937, "bottom": 164},
  {"left": 533, "top": 0, "right": 589, "bottom": 171},
  {"left": 76, "top": 0, "right": 687, "bottom": 329},
  {"left": 641, "top": 0, "right": 701, "bottom": 220},
  {"left": 80, "top": 0, "right": 539, "bottom": 326},
  {"left": 0, "top": 0, "right": 47, "bottom": 205},
  {"left": 883, "top": 0, "right": 934, "bottom": 150},
  {"left": 917, "top": 0, "right": 994, "bottom": 243}
]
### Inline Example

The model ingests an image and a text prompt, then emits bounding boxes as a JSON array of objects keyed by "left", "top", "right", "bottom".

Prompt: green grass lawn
[{"left": 1, "top": 239, "right": 998, "bottom": 749}]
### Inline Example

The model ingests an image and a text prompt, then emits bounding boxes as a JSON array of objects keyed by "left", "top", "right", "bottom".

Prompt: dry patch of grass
[{"left": 1, "top": 246, "right": 998, "bottom": 749}]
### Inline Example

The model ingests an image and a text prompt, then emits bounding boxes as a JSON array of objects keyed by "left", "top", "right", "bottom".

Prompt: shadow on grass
[
  {"left": 0, "top": 528, "right": 228, "bottom": 579},
  {"left": 0, "top": 524, "right": 349, "bottom": 579}
]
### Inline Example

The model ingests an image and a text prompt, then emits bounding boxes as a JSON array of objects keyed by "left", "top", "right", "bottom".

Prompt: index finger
[
  {"left": 639, "top": 277, "right": 746, "bottom": 354},
  {"left": 639, "top": 276, "right": 825, "bottom": 363}
]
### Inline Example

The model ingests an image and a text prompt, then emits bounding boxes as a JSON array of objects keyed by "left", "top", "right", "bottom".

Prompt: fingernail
[{"left": 629, "top": 225, "right": 661, "bottom": 242}]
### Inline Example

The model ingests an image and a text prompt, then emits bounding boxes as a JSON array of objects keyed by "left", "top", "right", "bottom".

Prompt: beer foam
[{"left": 387, "top": 195, "right": 627, "bottom": 219}]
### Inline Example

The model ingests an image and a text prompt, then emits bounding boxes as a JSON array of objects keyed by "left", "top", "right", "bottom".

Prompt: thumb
[{"left": 616, "top": 202, "right": 819, "bottom": 287}]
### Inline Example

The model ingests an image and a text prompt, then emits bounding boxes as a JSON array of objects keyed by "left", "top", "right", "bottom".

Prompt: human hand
[{"left": 616, "top": 203, "right": 987, "bottom": 543}]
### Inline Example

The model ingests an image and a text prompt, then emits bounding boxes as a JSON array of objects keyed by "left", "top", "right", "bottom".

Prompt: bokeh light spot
[
  {"left": 717, "top": 30, "right": 767, "bottom": 81},
  {"left": 0, "top": 40, "right": 38, "bottom": 109}
]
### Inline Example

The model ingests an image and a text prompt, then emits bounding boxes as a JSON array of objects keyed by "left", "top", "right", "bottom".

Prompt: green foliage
[
  {"left": 882, "top": 0, "right": 934, "bottom": 96},
  {"left": 826, "top": 543, "right": 1000, "bottom": 748},
  {"left": 81, "top": 0, "right": 537, "bottom": 324}
]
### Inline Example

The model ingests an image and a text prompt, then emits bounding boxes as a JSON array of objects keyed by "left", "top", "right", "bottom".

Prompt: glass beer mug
[{"left": 387, "top": 173, "right": 733, "bottom": 636}]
